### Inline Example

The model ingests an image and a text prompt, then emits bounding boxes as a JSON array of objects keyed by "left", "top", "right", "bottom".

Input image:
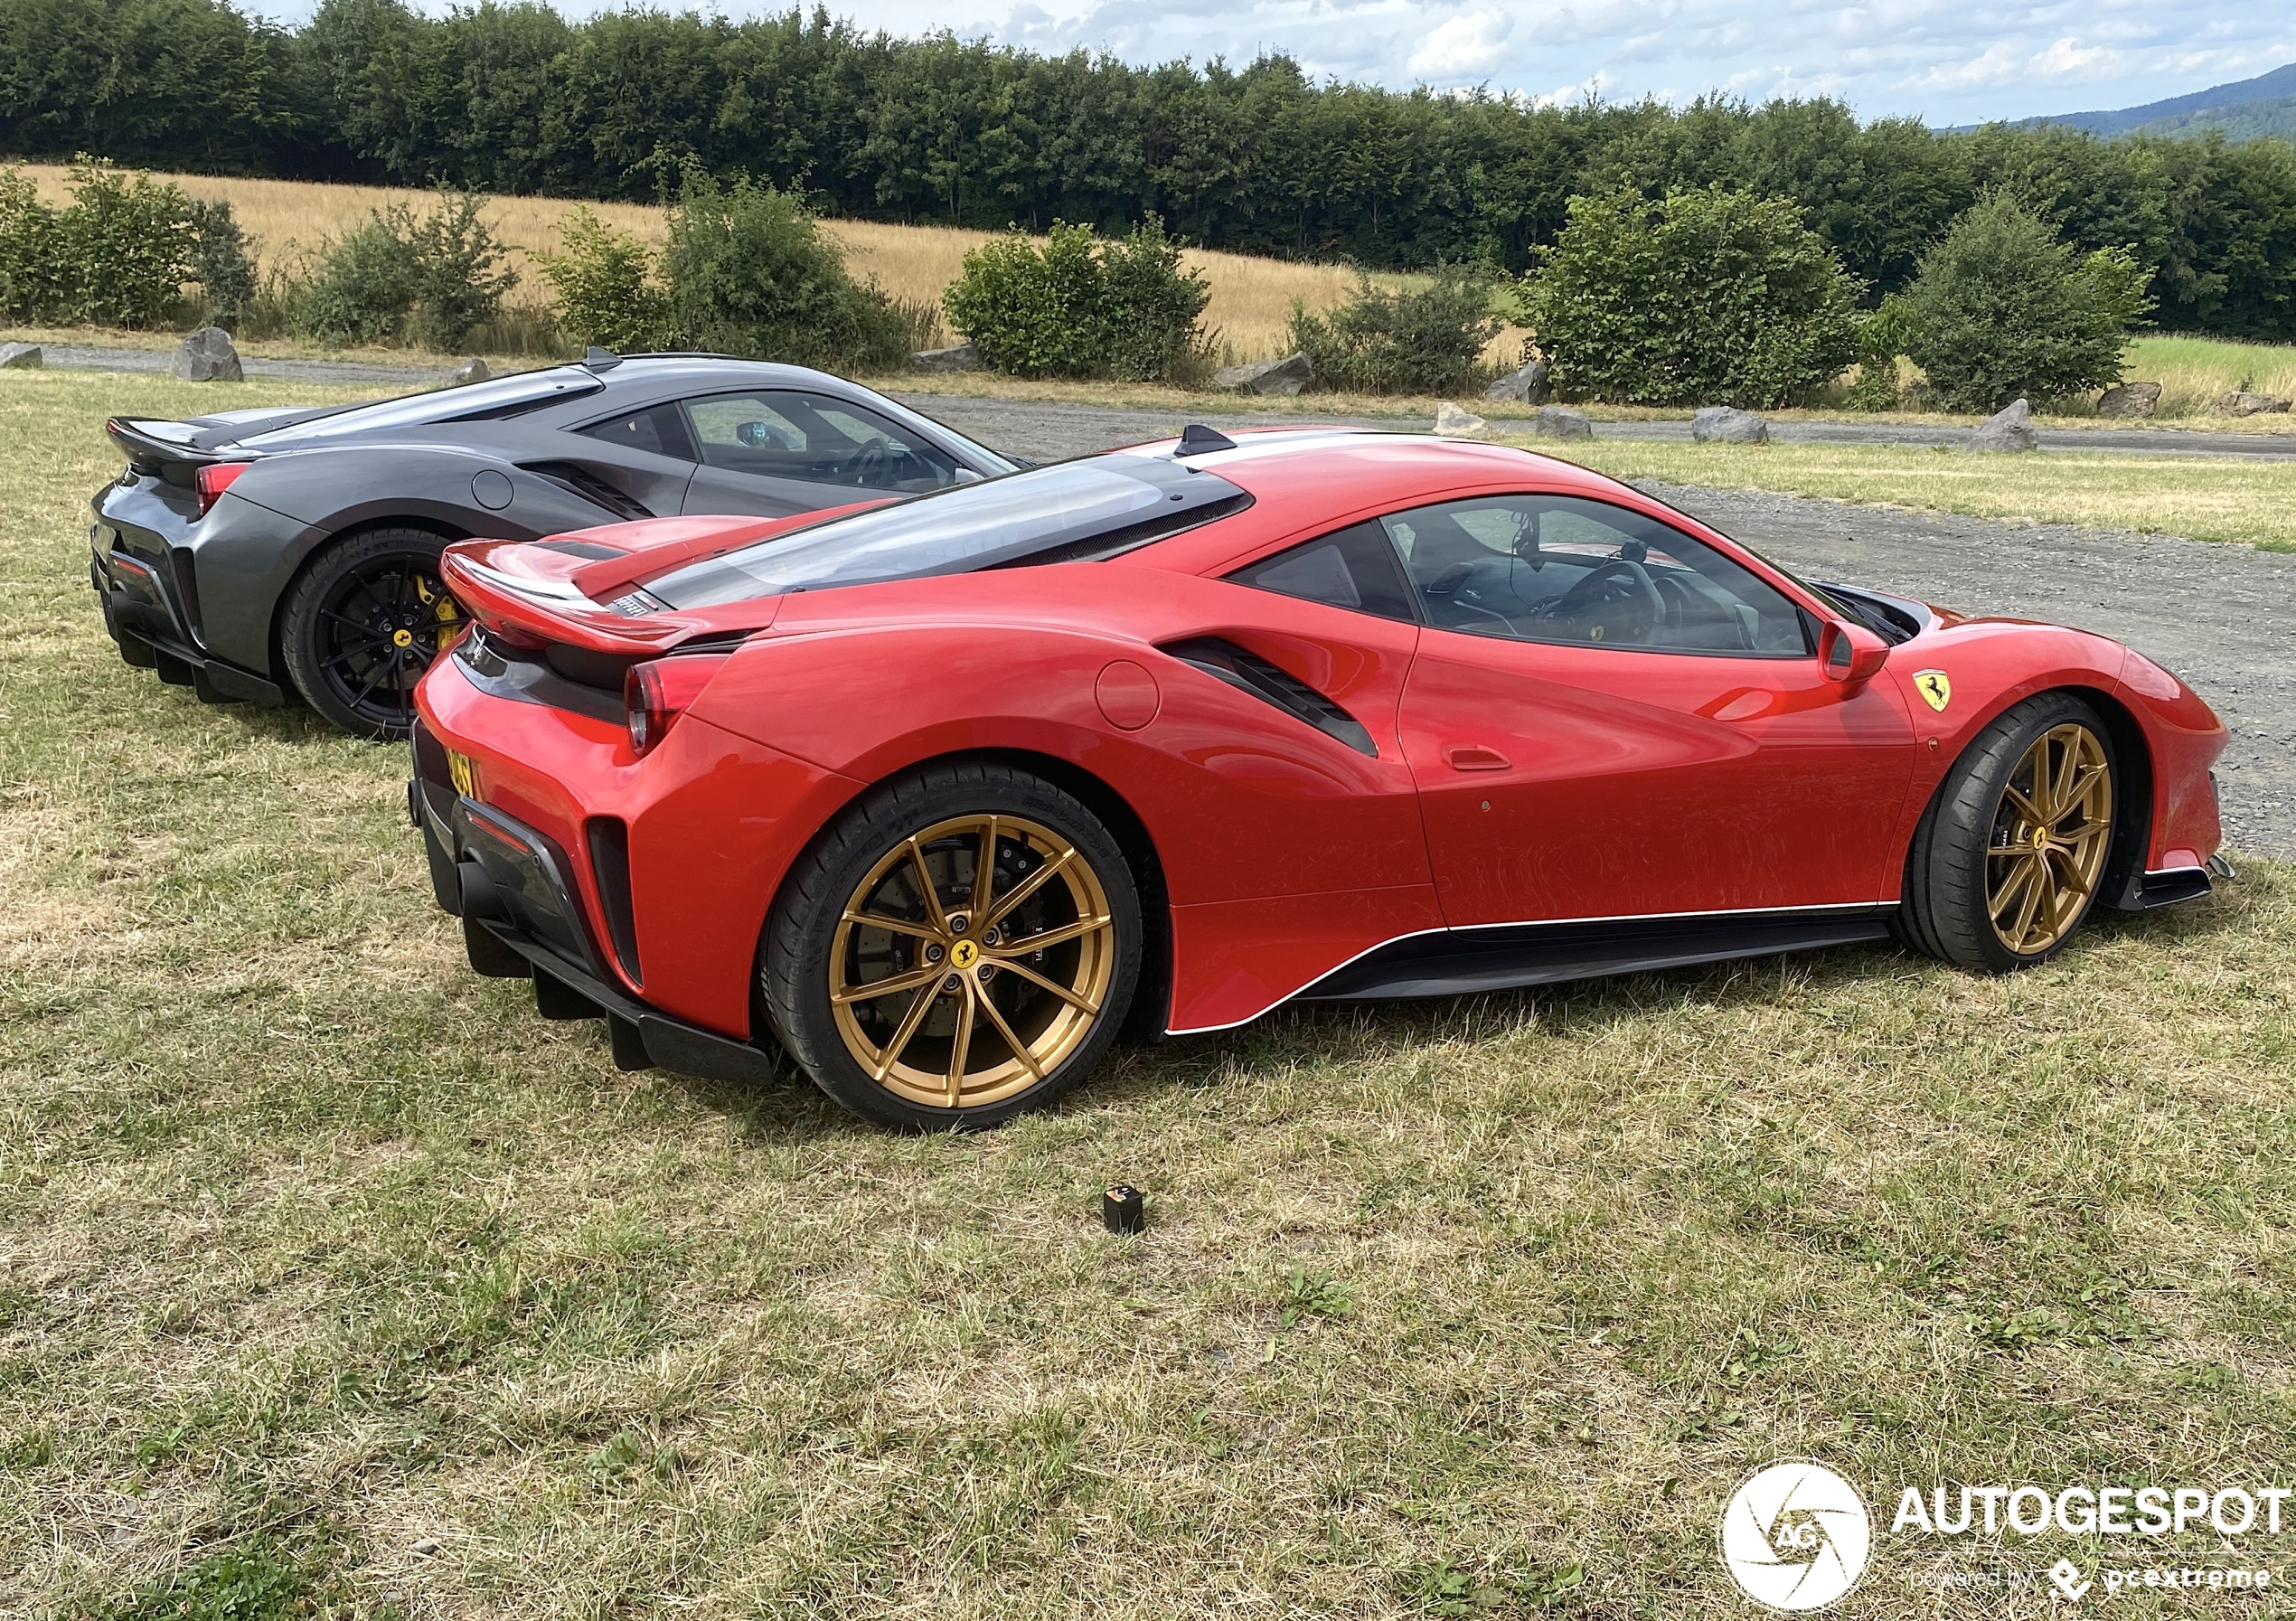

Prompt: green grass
[
  {"left": 5, "top": 369, "right": 2296, "bottom": 1617},
  {"left": 1518, "top": 438, "right": 2296, "bottom": 551}
]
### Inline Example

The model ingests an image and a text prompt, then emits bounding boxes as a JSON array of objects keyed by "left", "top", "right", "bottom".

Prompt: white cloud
[{"left": 1408, "top": 9, "right": 1514, "bottom": 79}]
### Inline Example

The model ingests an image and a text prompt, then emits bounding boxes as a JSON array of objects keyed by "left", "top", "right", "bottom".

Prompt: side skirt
[{"left": 1294, "top": 905, "right": 1897, "bottom": 1002}]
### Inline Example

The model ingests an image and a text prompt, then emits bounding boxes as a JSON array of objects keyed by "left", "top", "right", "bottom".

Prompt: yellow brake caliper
[{"left": 415, "top": 572, "right": 463, "bottom": 650}]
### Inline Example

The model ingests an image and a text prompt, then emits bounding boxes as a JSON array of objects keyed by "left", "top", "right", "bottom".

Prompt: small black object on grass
[{"left": 1102, "top": 1183, "right": 1146, "bottom": 1234}]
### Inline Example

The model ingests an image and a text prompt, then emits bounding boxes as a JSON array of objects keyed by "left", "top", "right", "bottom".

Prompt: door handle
[{"left": 1443, "top": 744, "right": 1511, "bottom": 771}]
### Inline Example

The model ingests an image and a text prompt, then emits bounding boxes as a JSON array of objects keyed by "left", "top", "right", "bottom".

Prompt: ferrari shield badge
[{"left": 1913, "top": 669, "right": 1952, "bottom": 712}]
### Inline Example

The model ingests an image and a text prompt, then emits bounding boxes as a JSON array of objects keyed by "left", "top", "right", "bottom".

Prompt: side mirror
[{"left": 1820, "top": 619, "right": 1890, "bottom": 685}]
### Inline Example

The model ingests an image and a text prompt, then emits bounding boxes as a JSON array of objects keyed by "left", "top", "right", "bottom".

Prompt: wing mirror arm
[{"left": 1819, "top": 619, "right": 1891, "bottom": 686}]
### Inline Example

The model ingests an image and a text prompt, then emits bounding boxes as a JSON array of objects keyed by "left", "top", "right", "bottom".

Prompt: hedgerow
[{"left": 3, "top": 0, "right": 2291, "bottom": 338}]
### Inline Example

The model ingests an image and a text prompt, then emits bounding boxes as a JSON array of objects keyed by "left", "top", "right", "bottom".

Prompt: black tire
[
  {"left": 764, "top": 761, "right": 1143, "bottom": 1130},
  {"left": 1899, "top": 691, "right": 2120, "bottom": 973},
  {"left": 280, "top": 527, "right": 466, "bottom": 740}
]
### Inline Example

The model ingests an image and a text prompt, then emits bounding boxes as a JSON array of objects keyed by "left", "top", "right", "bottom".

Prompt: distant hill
[
  {"left": 2003, "top": 61, "right": 2296, "bottom": 141},
  {"left": 2126, "top": 94, "right": 2296, "bottom": 143}
]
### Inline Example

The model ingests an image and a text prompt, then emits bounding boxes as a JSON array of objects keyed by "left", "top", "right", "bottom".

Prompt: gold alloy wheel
[
  {"left": 829, "top": 814, "right": 1117, "bottom": 1109},
  {"left": 1985, "top": 722, "right": 2113, "bottom": 955}
]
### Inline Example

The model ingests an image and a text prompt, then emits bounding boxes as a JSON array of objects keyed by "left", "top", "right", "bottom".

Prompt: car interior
[
  {"left": 685, "top": 391, "right": 964, "bottom": 492},
  {"left": 1229, "top": 495, "right": 1812, "bottom": 656},
  {"left": 1383, "top": 496, "right": 1809, "bottom": 654},
  {"left": 576, "top": 389, "right": 966, "bottom": 494}
]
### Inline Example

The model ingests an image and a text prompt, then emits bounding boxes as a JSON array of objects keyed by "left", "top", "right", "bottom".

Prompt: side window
[
  {"left": 576, "top": 403, "right": 697, "bottom": 462},
  {"left": 682, "top": 391, "right": 962, "bottom": 493},
  {"left": 1223, "top": 521, "right": 1418, "bottom": 623},
  {"left": 1385, "top": 495, "right": 1809, "bottom": 656}
]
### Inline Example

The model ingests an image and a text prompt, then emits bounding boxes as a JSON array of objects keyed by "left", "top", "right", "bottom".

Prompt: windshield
[
  {"left": 646, "top": 455, "right": 1251, "bottom": 608},
  {"left": 237, "top": 367, "right": 605, "bottom": 446}
]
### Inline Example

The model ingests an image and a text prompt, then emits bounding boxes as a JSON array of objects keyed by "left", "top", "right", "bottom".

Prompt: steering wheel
[
  {"left": 838, "top": 441, "right": 893, "bottom": 488},
  {"left": 1538, "top": 558, "right": 1663, "bottom": 645}
]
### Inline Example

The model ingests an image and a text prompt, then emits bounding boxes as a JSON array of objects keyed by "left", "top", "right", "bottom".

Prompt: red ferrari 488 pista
[{"left": 410, "top": 427, "right": 2227, "bottom": 1127}]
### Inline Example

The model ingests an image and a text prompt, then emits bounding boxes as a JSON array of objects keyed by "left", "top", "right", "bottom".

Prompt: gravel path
[
  {"left": 892, "top": 391, "right": 2296, "bottom": 462},
  {"left": 914, "top": 393, "right": 2295, "bottom": 861},
  {"left": 33, "top": 342, "right": 456, "bottom": 386},
  {"left": 27, "top": 344, "right": 2296, "bottom": 457}
]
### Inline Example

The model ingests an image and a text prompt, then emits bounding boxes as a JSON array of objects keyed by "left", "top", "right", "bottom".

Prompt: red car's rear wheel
[{"left": 764, "top": 762, "right": 1142, "bottom": 1128}]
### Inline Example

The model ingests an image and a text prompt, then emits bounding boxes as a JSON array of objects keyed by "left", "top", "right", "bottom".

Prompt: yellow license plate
[{"left": 447, "top": 749, "right": 479, "bottom": 799}]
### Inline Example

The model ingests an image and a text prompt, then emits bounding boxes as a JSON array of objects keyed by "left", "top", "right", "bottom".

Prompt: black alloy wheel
[{"left": 281, "top": 527, "right": 466, "bottom": 740}]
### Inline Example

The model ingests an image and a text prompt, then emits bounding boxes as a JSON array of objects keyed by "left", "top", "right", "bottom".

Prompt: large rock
[
  {"left": 1691, "top": 405, "right": 1769, "bottom": 444},
  {"left": 910, "top": 342, "right": 983, "bottom": 372},
  {"left": 2096, "top": 382, "right": 2160, "bottom": 418},
  {"left": 447, "top": 356, "right": 492, "bottom": 385},
  {"left": 0, "top": 343, "right": 41, "bottom": 370},
  {"left": 1529, "top": 406, "right": 1593, "bottom": 441},
  {"left": 1212, "top": 352, "right": 1312, "bottom": 397},
  {"left": 2216, "top": 391, "right": 2291, "bottom": 417},
  {"left": 1485, "top": 357, "right": 1550, "bottom": 404},
  {"left": 1435, "top": 401, "right": 1488, "bottom": 438},
  {"left": 1964, "top": 397, "right": 2037, "bottom": 452},
  {"left": 171, "top": 327, "right": 242, "bottom": 382}
]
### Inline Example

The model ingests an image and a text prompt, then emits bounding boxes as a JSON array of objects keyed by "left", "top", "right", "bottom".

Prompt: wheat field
[{"left": 15, "top": 164, "right": 1473, "bottom": 364}]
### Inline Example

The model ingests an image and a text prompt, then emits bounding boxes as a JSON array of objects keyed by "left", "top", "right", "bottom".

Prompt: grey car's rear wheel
[{"left": 280, "top": 528, "right": 466, "bottom": 740}]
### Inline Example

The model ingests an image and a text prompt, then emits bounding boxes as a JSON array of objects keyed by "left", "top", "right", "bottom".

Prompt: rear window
[
  {"left": 237, "top": 368, "right": 606, "bottom": 446},
  {"left": 645, "top": 455, "right": 1251, "bottom": 608}
]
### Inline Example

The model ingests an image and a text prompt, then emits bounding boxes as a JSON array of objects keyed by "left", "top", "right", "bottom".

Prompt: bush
[
  {"left": 186, "top": 198, "right": 259, "bottom": 327},
  {"left": 535, "top": 206, "right": 672, "bottom": 353},
  {"left": 0, "top": 161, "right": 202, "bottom": 327},
  {"left": 48, "top": 161, "right": 197, "bottom": 328},
  {"left": 1520, "top": 187, "right": 1862, "bottom": 409},
  {"left": 1286, "top": 268, "right": 1501, "bottom": 395},
  {"left": 943, "top": 216, "right": 1209, "bottom": 382},
  {"left": 1900, "top": 195, "right": 2152, "bottom": 413},
  {"left": 0, "top": 166, "right": 61, "bottom": 320},
  {"left": 1845, "top": 295, "right": 1912, "bottom": 411},
  {"left": 660, "top": 171, "right": 912, "bottom": 372},
  {"left": 290, "top": 190, "right": 516, "bottom": 350}
]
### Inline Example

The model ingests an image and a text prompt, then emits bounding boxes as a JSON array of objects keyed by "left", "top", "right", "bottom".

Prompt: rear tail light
[
  {"left": 625, "top": 654, "right": 729, "bottom": 757},
  {"left": 194, "top": 461, "right": 250, "bottom": 516}
]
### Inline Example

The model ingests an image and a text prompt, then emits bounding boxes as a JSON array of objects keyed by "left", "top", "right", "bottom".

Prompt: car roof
[{"left": 1128, "top": 428, "right": 1639, "bottom": 571}]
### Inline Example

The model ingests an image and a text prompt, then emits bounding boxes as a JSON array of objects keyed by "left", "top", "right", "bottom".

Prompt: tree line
[{"left": 4, "top": 0, "right": 2293, "bottom": 338}]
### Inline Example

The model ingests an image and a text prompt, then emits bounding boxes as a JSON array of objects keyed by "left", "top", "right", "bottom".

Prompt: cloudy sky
[
  {"left": 268, "top": 0, "right": 2295, "bottom": 127},
  {"left": 892, "top": 0, "right": 2291, "bottom": 125}
]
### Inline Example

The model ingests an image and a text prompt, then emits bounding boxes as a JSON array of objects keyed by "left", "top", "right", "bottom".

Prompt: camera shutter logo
[{"left": 1718, "top": 1460, "right": 1872, "bottom": 1611}]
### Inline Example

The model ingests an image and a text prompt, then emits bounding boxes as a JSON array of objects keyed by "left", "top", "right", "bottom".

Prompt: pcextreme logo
[{"left": 1718, "top": 1460, "right": 1874, "bottom": 1611}]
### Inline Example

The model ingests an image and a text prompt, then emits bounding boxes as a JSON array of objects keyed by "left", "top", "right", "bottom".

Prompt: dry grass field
[
  {"left": 6, "top": 367, "right": 2296, "bottom": 1619},
  {"left": 13, "top": 164, "right": 2291, "bottom": 419},
  {"left": 14, "top": 164, "right": 1509, "bottom": 367}
]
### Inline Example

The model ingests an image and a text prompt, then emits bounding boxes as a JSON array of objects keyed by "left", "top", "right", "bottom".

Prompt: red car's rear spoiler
[{"left": 438, "top": 499, "right": 892, "bottom": 656}]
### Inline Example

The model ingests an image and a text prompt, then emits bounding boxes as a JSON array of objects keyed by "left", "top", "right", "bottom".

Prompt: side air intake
[{"left": 1160, "top": 637, "right": 1378, "bottom": 757}]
